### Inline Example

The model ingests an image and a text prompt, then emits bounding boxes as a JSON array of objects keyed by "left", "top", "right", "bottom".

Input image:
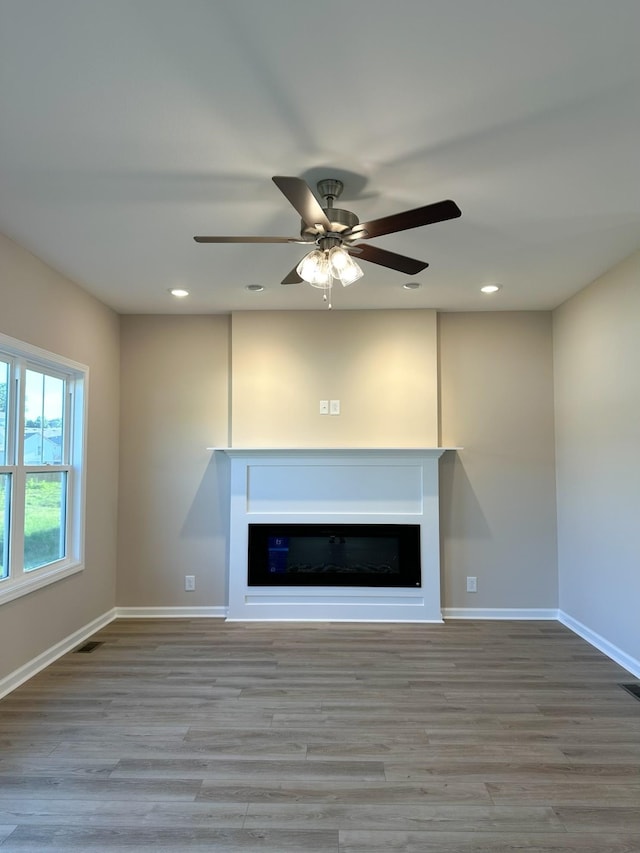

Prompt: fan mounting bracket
[{"left": 316, "top": 178, "right": 344, "bottom": 203}]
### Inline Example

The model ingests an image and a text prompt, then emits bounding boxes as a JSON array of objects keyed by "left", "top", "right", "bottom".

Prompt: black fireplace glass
[{"left": 248, "top": 523, "right": 421, "bottom": 588}]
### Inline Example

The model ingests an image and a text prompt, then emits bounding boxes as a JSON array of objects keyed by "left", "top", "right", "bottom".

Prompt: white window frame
[{"left": 0, "top": 332, "right": 88, "bottom": 605}]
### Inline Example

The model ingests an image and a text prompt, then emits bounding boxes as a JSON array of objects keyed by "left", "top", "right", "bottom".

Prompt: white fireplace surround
[{"left": 214, "top": 448, "right": 455, "bottom": 622}]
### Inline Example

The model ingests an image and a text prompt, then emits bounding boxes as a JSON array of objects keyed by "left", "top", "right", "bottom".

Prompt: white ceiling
[{"left": 1, "top": 0, "right": 639, "bottom": 314}]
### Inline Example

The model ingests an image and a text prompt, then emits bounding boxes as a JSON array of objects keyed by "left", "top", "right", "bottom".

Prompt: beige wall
[
  {"left": 231, "top": 309, "right": 438, "bottom": 447},
  {"left": 116, "top": 309, "right": 560, "bottom": 614},
  {"left": 554, "top": 251, "right": 640, "bottom": 665},
  {"left": 0, "top": 233, "right": 120, "bottom": 680},
  {"left": 117, "top": 315, "right": 230, "bottom": 606},
  {"left": 439, "top": 312, "right": 558, "bottom": 610}
]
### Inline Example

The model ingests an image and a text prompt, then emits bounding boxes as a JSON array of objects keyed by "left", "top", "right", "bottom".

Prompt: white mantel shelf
[
  {"left": 215, "top": 447, "right": 458, "bottom": 623},
  {"left": 209, "top": 447, "right": 460, "bottom": 454}
]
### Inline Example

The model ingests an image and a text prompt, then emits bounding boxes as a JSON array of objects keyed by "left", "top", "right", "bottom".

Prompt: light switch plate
[
  {"left": 319, "top": 400, "right": 329, "bottom": 415},
  {"left": 330, "top": 399, "right": 340, "bottom": 415}
]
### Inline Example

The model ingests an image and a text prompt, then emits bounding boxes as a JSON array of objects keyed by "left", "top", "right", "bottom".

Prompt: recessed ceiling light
[
  {"left": 403, "top": 281, "right": 421, "bottom": 290},
  {"left": 245, "top": 284, "right": 265, "bottom": 292},
  {"left": 480, "top": 284, "right": 501, "bottom": 294},
  {"left": 169, "top": 288, "right": 189, "bottom": 298}
]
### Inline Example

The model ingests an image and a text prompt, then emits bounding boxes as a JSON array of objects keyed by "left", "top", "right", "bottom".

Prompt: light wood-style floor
[{"left": 1, "top": 618, "right": 639, "bottom": 851}]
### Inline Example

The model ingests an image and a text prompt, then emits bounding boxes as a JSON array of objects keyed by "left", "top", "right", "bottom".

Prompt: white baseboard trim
[
  {"left": 442, "top": 607, "right": 559, "bottom": 621},
  {"left": 558, "top": 610, "right": 640, "bottom": 679},
  {"left": 115, "top": 606, "right": 228, "bottom": 619},
  {"left": 0, "top": 607, "right": 118, "bottom": 700}
]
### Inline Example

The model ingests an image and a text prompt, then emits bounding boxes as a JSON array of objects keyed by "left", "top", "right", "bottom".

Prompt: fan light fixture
[
  {"left": 296, "top": 246, "right": 363, "bottom": 289},
  {"left": 328, "top": 246, "right": 364, "bottom": 285},
  {"left": 296, "top": 249, "right": 331, "bottom": 288}
]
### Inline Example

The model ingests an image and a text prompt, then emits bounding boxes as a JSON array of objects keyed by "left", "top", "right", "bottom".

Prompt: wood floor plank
[
  {"left": 0, "top": 776, "right": 201, "bottom": 802},
  {"left": 553, "top": 805, "right": 640, "bottom": 832},
  {"left": 0, "top": 758, "right": 118, "bottom": 778},
  {"left": 384, "top": 760, "right": 640, "bottom": 782},
  {"left": 487, "top": 780, "right": 640, "bottom": 806},
  {"left": 51, "top": 733, "right": 308, "bottom": 760},
  {"left": 338, "top": 830, "right": 640, "bottom": 852},
  {"left": 243, "top": 802, "right": 565, "bottom": 832},
  {"left": 0, "top": 826, "right": 339, "bottom": 852},
  {"left": 110, "top": 757, "right": 386, "bottom": 781},
  {"left": 0, "top": 800, "right": 247, "bottom": 828},
  {"left": 197, "top": 780, "right": 492, "bottom": 805}
]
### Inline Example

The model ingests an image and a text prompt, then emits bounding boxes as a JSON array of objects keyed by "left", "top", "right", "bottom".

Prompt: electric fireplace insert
[{"left": 248, "top": 523, "right": 421, "bottom": 588}]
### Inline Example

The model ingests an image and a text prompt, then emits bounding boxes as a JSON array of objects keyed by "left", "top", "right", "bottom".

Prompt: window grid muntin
[{"left": 0, "top": 359, "right": 9, "bottom": 466}]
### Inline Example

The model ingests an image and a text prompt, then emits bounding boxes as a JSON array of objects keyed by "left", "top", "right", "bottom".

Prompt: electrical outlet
[
  {"left": 330, "top": 399, "right": 340, "bottom": 415},
  {"left": 466, "top": 576, "right": 477, "bottom": 593},
  {"left": 184, "top": 575, "right": 196, "bottom": 591}
]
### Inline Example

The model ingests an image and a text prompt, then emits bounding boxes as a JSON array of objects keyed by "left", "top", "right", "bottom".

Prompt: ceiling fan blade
[
  {"left": 354, "top": 199, "right": 461, "bottom": 240},
  {"left": 353, "top": 244, "right": 429, "bottom": 275},
  {"left": 272, "top": 176, "right": 332, "bottom": 232},
  {"left": 194, "top": 235, "right": 296, "bottom": 243},
  {"left": 281, "top": 265, "right": 303, "bottom": 285}
]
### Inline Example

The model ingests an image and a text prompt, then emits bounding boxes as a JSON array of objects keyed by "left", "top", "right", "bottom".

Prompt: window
[{"left": 0, "top": 334, "right": 87, "bottom": 604}]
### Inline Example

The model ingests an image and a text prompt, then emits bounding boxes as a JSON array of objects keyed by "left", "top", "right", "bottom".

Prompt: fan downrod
[{"left": 299, "top": 178, "right": 359, "bottom": 242}]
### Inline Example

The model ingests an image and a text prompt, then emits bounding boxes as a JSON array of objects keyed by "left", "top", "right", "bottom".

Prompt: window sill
[{"left": 0, "top": 561, "right": 83, "bottom": 606}]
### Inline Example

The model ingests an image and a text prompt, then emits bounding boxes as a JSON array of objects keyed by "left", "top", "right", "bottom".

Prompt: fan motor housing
[{"left": 300, "top": 207, "right": 360, "bottom": 240}]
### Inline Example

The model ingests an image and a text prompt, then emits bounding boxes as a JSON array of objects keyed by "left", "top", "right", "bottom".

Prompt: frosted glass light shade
[
  {"left": 296, "top": 250, "right": 331, "bottom": 287},
  {"left": 328, "top": 246, "right": 364, "bottom": 286}
]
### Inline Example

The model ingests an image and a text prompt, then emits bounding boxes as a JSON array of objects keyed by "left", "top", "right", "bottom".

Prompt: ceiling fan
[{"left": 194, "top": 176, "right": 461, "bottom": 290}]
